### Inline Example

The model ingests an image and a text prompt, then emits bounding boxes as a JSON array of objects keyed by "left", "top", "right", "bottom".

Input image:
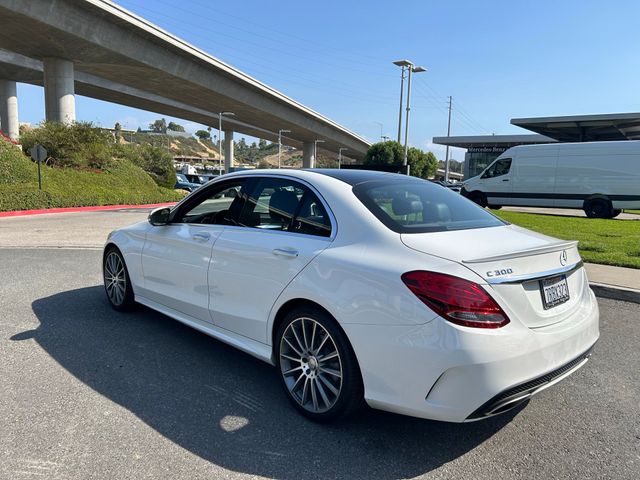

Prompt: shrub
[
  {"left": 114, "top": 143, "right": 176, "bottom": 189},
  {"left": 20, "top": 121, "right": 115, "bottom": 169},
  {"left": 0, "top": 140, "right": 34, "bottom": 184}
]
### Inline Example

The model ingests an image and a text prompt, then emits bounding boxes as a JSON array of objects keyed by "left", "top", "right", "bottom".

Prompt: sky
[{"left": 15, "top": 0, "right": 640, "bottom": 161}]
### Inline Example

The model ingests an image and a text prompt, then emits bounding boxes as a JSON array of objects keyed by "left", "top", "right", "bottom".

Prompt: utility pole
[{"left": 444, "top": 96, "right": 452, "bottom": 182}]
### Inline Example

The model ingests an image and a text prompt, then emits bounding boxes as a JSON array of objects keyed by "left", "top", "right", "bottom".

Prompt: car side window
[
  {"left": 175, "top": 180, "right": 246, "bottom": 224},
  {"left": 483, "top": 158, "right": 512, "bottom": 178},
  {"left": 239, "top": 178, "right": 303, "bottom": 230},
  {"left": 238, "top": 178, "right": 332, "bottom": 237},
  {"left": 291, "top": 192, "right": 332, "bottom": 237}
]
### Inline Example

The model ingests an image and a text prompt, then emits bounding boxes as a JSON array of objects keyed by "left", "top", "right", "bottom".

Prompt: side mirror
[{"left": 148, "top": 207, "right": 171, "bottom": 226}]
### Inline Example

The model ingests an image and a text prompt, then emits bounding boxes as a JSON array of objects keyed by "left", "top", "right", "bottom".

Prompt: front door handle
[
  {"left": 272, "top": 247, "right": 299, "bottom": 258},
  {"left": 502, "top": 178, "right": 510, "bottom": 182},
  {"left": 192, "top": 232, "right": 211, "bottom": 242}
]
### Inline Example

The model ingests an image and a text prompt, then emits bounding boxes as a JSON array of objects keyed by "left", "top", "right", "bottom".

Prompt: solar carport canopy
[{"left": 511, "top": 112, "right": 640, "bottom": 142}]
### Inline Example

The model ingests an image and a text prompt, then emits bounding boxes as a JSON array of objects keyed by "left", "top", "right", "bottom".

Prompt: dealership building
[{"left": 433, "top": 112, "right": 640, "bottom": 179}]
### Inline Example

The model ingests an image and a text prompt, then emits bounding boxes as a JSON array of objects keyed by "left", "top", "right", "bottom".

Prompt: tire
[
  {"left": 584, "top": 198, "right": 612, "bottom": 219},
  {"left": 468, "top": 191, "right": 487, "bottom": 208},
  {"left": 488, "top": 205, "right": 502, "bottom": 210},
  {"left": 611, "top": 209, "right": 622, "bottom": 218},
  {"left": 103, "top": 247, "right": 136, "bottom": 311},
  {"left": 275, "top": 306, "right": 364, "bottom": 422}
]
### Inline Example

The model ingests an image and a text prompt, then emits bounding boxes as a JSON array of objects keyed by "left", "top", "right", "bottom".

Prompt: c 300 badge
[{"left": 486, "top": 268, "right": 513, "bottom": 278}]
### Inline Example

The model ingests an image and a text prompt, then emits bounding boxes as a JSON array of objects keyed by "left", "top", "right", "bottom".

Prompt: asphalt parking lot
[{"left": 0, "top": 212, "right": 639, "bottom": 479}]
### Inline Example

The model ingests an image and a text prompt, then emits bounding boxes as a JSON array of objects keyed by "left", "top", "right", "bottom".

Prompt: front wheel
[
  {"left": 275, "top": 307, "right": 363, "bottom": 422},
  {"left": 103, "top": 247, "right": 135, "bottom": 311}
]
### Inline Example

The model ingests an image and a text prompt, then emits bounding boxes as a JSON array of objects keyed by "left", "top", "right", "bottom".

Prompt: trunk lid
[{"left": 401, "top": 225, "right": 588, "bottom": 329}]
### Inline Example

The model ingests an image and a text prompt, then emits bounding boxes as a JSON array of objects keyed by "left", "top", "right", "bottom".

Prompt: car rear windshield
[{"left": 352, "top": 179, "right": 507, "bottom": 233}]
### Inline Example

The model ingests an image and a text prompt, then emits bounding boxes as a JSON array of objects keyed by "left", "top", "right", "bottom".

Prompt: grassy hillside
[{"left": 0, "top": 139, "right": 182, "bottom": 211}]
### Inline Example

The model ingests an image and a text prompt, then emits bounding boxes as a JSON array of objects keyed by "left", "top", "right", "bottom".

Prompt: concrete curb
[
  {"left": 0, "top": 202, "right": 177, "bottom": 218},
  {"left": 591, "top": 283, "right": 640, "bottom": 304}
]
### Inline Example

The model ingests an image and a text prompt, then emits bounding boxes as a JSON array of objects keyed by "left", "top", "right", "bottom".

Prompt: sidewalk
[
  {"left": 585, "top": 263, "right": 640, "bottom": 304},
  {"left": 502, "top": 206, "right": 640, "bottom": 220}
]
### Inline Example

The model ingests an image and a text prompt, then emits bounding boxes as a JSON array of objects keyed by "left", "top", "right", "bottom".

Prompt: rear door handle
[
  {"left": 272, "top": 247, "right": 299, "bottom": 258},
  {"left": 192, "top": 232, "right": 211, "bottom": 242},
  {"left": 502, "top": 178, "right": 510, "bottom": 182}
]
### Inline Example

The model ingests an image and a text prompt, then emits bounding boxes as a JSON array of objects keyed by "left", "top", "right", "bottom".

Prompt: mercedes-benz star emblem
[{"left": 560, "top": 250, "right": 568, "bottom": 266}]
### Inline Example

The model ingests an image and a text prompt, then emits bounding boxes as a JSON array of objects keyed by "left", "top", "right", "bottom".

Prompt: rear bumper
[
  {"left": 343, "top": 288, "right": 599, "bottom": 422},
  {"left": 465, "top": 345, "right": 594, "bottom": 420}
]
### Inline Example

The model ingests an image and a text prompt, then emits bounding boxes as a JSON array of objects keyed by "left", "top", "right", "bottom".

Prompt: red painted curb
[{"left": 0, "top": 202, "right": 177, "bottom": 218}]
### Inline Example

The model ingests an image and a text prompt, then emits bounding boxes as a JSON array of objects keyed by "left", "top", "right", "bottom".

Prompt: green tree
[
  {"left": 149, "top": 118, "right": 167, "bottom": 133},
  {"left": 195, "top": 129, "right": 211, "bottom": 141},
  {"left": 363, "top": 140, "right": 403, "bottom": 164},
  {"left": 167, "top": 121, "right": 185, "bottom": 132},
  {"left": 258, "top": 138, "right": 268, "bottom": 149},
  {"left": 363, "top": 140, "right": 438, "bottom": 179}
]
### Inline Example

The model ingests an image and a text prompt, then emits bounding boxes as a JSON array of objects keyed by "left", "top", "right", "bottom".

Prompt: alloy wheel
[
  {"left": 104, "top": 251, "right": 127, "bottom": 306},
  {"left": 279, "top": 317, "right": 343, "bottom": 413}
]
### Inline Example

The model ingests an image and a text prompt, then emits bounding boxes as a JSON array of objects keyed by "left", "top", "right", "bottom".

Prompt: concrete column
[
  {"left": 224, "top": 130, "right": 234, "bottom": 173},
  {"left": 43, "top": 57, "right": 75, "bottom": 124},
  {"left": 0, "top": 79, "right": 19, "bottom": 140},
  {"left": 302, "top": 141, "right": 315, "bottom": 168}
]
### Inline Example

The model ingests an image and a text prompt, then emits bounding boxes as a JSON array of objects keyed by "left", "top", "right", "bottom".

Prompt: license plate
[{"left": 540, "top": 275, "right": 570, "bottom": 310}]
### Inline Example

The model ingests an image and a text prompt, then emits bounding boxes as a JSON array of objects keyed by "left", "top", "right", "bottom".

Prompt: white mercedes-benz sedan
[{"left": 103, "top": 169, "right": 599, "bottom": 422}]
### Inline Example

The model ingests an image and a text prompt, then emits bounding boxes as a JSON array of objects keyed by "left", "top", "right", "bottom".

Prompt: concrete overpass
[{"left": 0, "top": 0, "right": 370, "bottom": 168}]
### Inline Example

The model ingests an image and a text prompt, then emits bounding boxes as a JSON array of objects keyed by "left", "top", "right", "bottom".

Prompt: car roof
[
  {"left": 309, "top": 169, "right": 419, "bottom": 186},
  {"left": 224, "top": 168, "right": 422, "bottom": 187}
]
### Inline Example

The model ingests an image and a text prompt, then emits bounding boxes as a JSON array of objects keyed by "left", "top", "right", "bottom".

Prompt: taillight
[{"left": 401, "top": 271, "right": 510, "bottom": 329}]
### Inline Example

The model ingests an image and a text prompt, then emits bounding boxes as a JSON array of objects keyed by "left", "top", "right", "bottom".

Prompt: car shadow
[{"left": 22, "top": 286, "right": 520, "bottom": 479}]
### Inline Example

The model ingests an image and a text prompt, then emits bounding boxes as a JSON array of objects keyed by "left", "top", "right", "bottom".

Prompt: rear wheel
[
  {"left": 584, "top": 198, "right": 613, "bottom": 219},
  {"left": 488, "top": 205, "right": 502, "bottom": 210},
  {"left": 103, "top": 247, "right": 135, "bottom": 311},
  {"left": 275, "top": 307, "right": 363, "bottom": 422},
  {"left": 611, "top": 209, "right": 622, "bottom": 218}
]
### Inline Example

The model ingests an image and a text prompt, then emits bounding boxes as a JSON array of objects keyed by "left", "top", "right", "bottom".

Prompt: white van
[{"left": 461, "top": 140, "right": 640, "bottom": 218}]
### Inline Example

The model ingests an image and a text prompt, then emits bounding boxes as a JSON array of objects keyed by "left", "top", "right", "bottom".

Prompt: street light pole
[
  {"left": 338, "top": 147, "right": 348, "bottom": 168},
  {"left": 278, "top": 129, "right": 291, "bottom": 169},
  {"left": 393, "top": 62, "right": 407, "bottom": 143},
  {"left": 218, "top": 111, "right": 234, "bottom": 174},
  {"left": 402, "top": 64, "right": 426, "bottom": 167}
]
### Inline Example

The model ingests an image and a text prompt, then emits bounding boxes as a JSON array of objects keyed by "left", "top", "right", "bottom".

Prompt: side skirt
[{"left": 135, "top": 295, "right": 275, "bottom": 365}]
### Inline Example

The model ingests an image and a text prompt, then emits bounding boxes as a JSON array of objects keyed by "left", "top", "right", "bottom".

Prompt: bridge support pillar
[
  {"left": 43, "top": 58, "right": 75, "bottom": 124},
  {"left": 0, "top": 79, "right": 19, "bottom": 141},
  {"left": 224, "top": 130, "right": 234, "bottom": 173},
  {"left": 302, "top": 141, "right": 315, "bottom": 168}
]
